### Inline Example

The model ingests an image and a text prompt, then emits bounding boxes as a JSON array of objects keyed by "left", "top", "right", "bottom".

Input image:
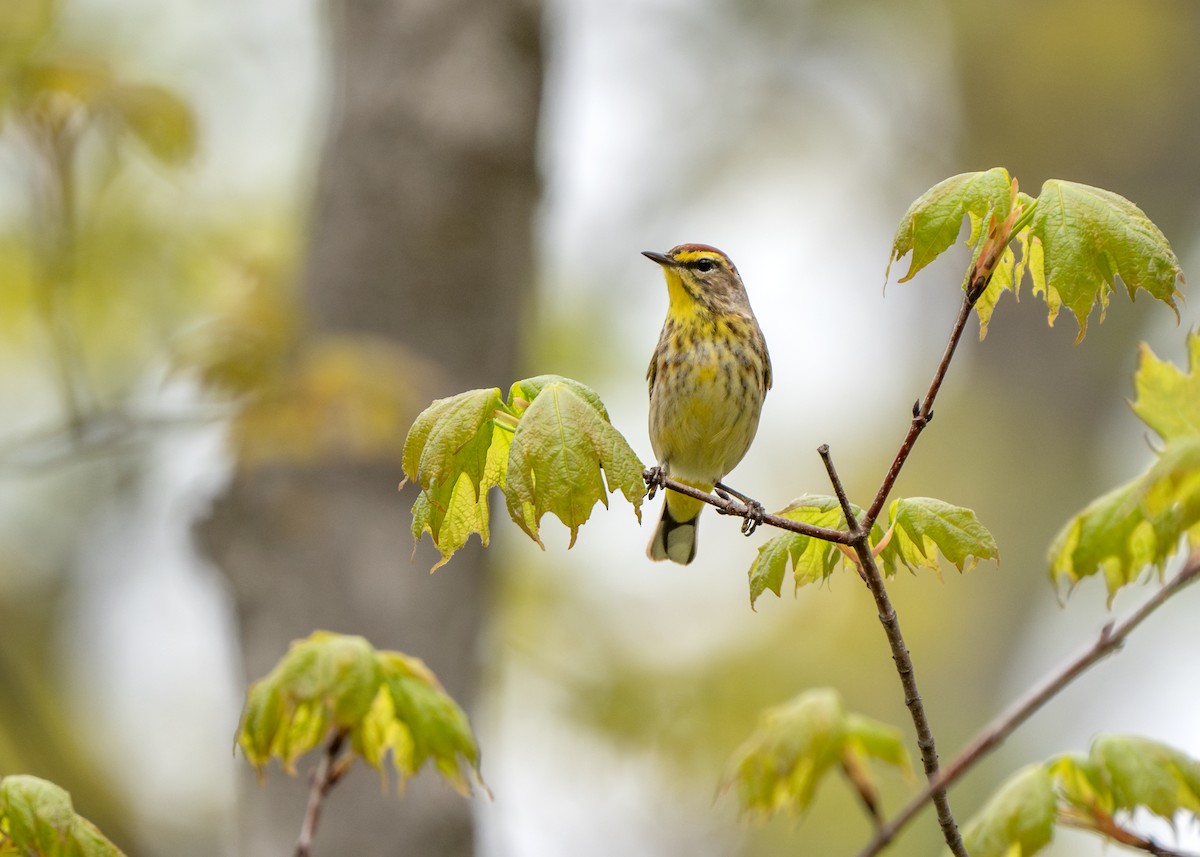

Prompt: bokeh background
[{"left": 1, "top": 0, "right": 1198, "bottom": 854}]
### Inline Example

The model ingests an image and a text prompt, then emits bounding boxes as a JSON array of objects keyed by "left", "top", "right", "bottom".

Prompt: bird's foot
[
  {"left": 715, "top": 482, "right": 766, "bottom": 535},
  {"left": 644, "top": 465, "right": 667, "bottom": 500}
]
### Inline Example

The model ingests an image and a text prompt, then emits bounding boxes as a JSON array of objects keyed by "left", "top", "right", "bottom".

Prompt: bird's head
[{"left": 642, "top": 244, "right": 749, "bottom": 314}]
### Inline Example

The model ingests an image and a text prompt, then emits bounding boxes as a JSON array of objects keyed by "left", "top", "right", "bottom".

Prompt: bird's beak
[{"left": 642, "top": 250, "right": 676, "bottom": 267}]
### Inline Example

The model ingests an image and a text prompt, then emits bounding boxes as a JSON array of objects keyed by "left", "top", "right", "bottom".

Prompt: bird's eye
[{"left": 695, "top": 258, "right": 716, "bottom": 273}]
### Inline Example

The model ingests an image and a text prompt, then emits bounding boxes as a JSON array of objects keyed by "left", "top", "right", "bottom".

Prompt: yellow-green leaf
[
  {"left": 238, "top": 631, "right": 380, "bottom": 773},
  {"left": 403, "top": 377, "right": 641, "bottom": 566},
  {"left": 0, "top": 775, "right": 126, "bottom": 857},
  {"left": 103, "top": 83, "right": 197, "bottom": 165},
  {"left": 504, "top": 378, "right": 644, "bottom": 547},
  {"left": 747, "top": 495, "right": 862, "bottom": 608},
  {"left": 1048, "top": 477, "right": 1183, "bottom": 603},
  {"left": 1050, "top": 736, "right": 1200, "bottom": 829},
  {"left": 877, "top": 497, "right": 999, "bottom": 578},
  {"left": 377, "top": 653, "right": 481, "bottom": 795},
  {"left": 887, "top": 168, "right": 1014, "bottom": 284},
  {"left": 237, "top": 631, "right": 482, "bottom": 795},
  {"left": 722, "top": 688, "right": 909, "bottom": 822},
  {"left": 1130, "top": 334, "right": 1200, "bottom": 442},
  {"left": 953, "top": 765, "right": 1056, "bottom": 857},
  {"left": 1051, "top": 333, "right": 1200, "bottom": 600},
  {"left": 1028, "top": 180, "right": 1183, "bottom": 342},
  {"left": 402, "top": 387, "right": 508, "bottom": 568}
]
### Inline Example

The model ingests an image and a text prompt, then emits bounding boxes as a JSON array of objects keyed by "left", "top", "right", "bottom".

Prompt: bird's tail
[{"left": 647, "top": 490, "right": 705, "bottom": 565}]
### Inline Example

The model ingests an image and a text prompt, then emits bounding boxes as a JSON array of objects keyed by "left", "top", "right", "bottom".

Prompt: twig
[
  {"left": 643, "top": 470, "right": 853, "bottom": 544},
  {"left": 295, "top": 729, "right": 351, "bottom": 857},
  {"left": 817, "top": 445, "right": 858, "bottom": 529},
  {"left": 860, "top": 293, "right": 975, "bottom": 533},
  {"left": 819, "top": 320, "right": 975, "bottom": 853},
  {"left": 858, "top": 556, "right": 1200, "bottom": 857},
  {"left": 1060, "top": 808, "right": 1199, "bottom": 857}
]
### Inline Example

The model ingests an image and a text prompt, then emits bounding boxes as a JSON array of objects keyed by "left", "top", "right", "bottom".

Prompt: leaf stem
[
  {"left": 857, "top": 554, "right": 1200, "bottom": 857},
  {"left": 294, "top": 729, "right": 351, "bottom": 857}
]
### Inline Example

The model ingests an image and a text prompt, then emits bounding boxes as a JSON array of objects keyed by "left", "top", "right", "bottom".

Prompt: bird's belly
[{"left": 649, "top": 358, "right": 762, "bottom": 484}]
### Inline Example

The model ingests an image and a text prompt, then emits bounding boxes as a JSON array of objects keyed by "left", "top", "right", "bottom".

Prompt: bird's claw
[
  {"left": 644, "top": 465, "right": 667, "bottom": 500},
  {"left": 741, "top": 499, "right": 765, "bottom": 536},
  {"left": 715, "top": 487, "right": 764, "bottom": 534}
]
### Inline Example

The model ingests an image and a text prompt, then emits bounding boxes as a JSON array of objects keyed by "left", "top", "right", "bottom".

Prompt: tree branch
[
  {"left": 295, "top": 729, "right": 351, "bottom": 857},
  {"left": 847, "top": 535, "right": 966, "bottom": 856},
  {"left": 643, "top": 470, "right": 853, "bottom": 543},
  {"left": 858, "top": 555, "right": 1200, "bottom": 857}
]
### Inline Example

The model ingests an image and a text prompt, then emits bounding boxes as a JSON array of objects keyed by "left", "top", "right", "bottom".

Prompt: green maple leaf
[
  {"left": 953, "top": 765, "right": 1057, "bottom": 857},
  {"left": 877, "top": 497, "right": 999, "bottom": 578},
  {"left": 403, "top": 376, "right": 643, "bottom": 567},
  {"left": 1051, "top": 736, "right": 1200, "bottom": 825},
  {"left": 0, "top": 775, "right": 126, "bottom": 857},
  {"left": 747, "top": 495, "right": 863, "bottom": 608},
  {"left": 888, "top": 171, "right": 1183, "bottom": 342},
  {"left": 887, "top": 167, "right": 1015, "bottom": 284},
  {"left": 1028, "top": 180, "right": 1183, "bottom": 342},
  {"left": 237, "top": 631, "right": 482, "bottom": 795},
  {"left": 504, "top": 378, "right": 644, "bottom": 548},
  {"left": 1047, "top": 478, "right": 1181, "bottom": 602},
  {"left": 722, "top": 688, "right": 910, "bottom": 822}
]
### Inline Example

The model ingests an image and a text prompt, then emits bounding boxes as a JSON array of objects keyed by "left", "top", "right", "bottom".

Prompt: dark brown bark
[{"left": 199, "top": 1, "right": 541, "bottom": 853}]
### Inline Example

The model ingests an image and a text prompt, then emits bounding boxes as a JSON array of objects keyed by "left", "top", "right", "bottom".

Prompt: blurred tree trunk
[{"left": 199, "top": 0, "right": 541, "bottom": 854}]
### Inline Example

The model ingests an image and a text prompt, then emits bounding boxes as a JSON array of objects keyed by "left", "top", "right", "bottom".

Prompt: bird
[{"left": 643, "top": 244, "right": 772, "bottom": 564}]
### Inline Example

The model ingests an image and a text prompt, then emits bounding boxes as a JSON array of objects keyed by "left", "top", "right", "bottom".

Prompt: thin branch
[
  {"left": 0, "top": 404, "right": 236, "bottom": 473},
  {"left": 818, "top": 444, "right": 858, "bottom": 529},
  {"left": 643, "top": 470, "right": 854, "bottom": 544},
  {"left": 860, "top": 293, "right": 975, "bottom": 533},
  {"left": 858, "top": 555, "right": 1200, "bottom": 857},
  {"left": 295, "top": 729, "right": 351, "bottom": 857},
  {"left": 849, "top": 537, "right": 967, "bottom": 856},
  {"left": 1059, "top": 809, "right": 1200, "bottom": 857}
]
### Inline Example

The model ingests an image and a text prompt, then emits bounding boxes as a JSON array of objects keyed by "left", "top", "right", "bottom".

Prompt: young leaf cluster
[
  {"left": 889, "top": 167, "right": 1183, "bottom": 341},
  {"left": 1050, "top": 331, "right": 1200, "bottom": 601},
  {"left": 0, "top": 775, "right": 124, "bottom": 857},
  {"left": 955, "top": 736, "right": 1200, "bottom": 857},
  {"left": 402, "top": 375, "right": 644, "bottom": 568},
  {"left": 237, "top": 631, "right": 481, "bottom": 795},
  {"left": 722, "top": 688, "right": 911, "bottom": 822},
  {"left": 748, "top": 495, "right": 998, "bottom": 607}
]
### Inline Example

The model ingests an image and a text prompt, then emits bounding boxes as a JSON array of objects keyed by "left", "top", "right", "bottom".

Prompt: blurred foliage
[
  {"left": 0, "top": 0, "right": 424, "bottom": 852},
  {"left": 1050, "top": 331, "right": 1200, "bottom": 601},
  {"left": 238, "top": 631, "right": 482, "bottom": 796},
  {"left": 721, "top": 687, "right": 911, "bottom": 823},
  {"left": 954, "top": 736, "right": 1200, "bottom": 857},
  {"left": 0, "top": 775, "right": 125, "bottom": 857},
  {"left": 0, "top": 0, "right": 420, "bottom": 471}
]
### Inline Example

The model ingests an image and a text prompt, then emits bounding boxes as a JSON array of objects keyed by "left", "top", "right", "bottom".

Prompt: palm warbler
[{"left": 644, "top": 244, "right": 772, "bottom": 564}]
